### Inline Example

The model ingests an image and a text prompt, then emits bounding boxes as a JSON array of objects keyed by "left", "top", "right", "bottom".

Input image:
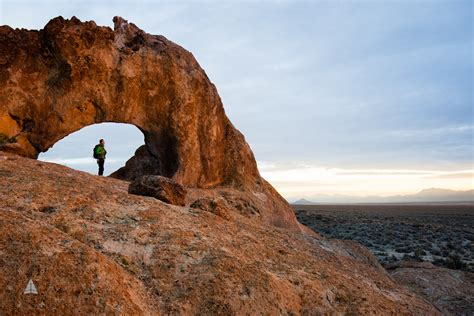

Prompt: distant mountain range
[
  {"left": 292, "top": 198, "right": 315, "bottom": 205},
  {"left": 291, "top": 188, "right": 474, "bottom": 204}
]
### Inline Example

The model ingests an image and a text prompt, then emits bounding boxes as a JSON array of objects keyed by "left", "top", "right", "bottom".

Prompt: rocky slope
[
  {"left": 0, "top": 152, "right": 440, "bottom": 314},
  {"left": 388, "top": 261, "right": 474, "bottom": 316}
]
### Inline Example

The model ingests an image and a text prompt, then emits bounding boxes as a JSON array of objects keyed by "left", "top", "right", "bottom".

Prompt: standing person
[{"left": 93, "top": 139, "right": 107, "bottom": 176}]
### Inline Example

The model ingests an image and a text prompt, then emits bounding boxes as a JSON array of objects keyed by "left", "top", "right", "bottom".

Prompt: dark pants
[{"left": 97, "top": 158, "right": 105, "bottom": 176}]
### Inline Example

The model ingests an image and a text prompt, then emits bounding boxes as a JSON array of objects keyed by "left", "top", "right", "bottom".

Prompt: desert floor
[{"left": 293, "top": 204, "right": 474, "bottom": 272}]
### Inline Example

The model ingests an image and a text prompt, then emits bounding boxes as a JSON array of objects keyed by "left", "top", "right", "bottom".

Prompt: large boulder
[
  {"left": 128, "top": 175, "right": 187, "bottom": 206},
  {"left": 110, "top": 145, "right": 161, "bottom": 182},
  {"left": 0, "top": 15, "right": 304, "bottom": 232}
]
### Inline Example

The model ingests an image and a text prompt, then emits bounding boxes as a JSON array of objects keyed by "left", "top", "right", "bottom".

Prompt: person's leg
[{"left": 98, "top": 159, "right": 104, "bottom": 176}]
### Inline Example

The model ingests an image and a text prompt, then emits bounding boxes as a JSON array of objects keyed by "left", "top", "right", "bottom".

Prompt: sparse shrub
[
  {"left": 414, "top": 249, "right": 426, "bottom": 257},
  {"left": 446, "top": 254, "right": 467, "bottom": 269},
  {"left": 395, "top": 246, "right": 410, "bottom": 253},
  {"left": 432, "top": 257, "right": 446, "bottom": 267},
  {"left": 433, "top": 254, "right": 467, "bottom": 270},
  {"left": 413, "top": 249, "right": 425, "bottom": 261}
]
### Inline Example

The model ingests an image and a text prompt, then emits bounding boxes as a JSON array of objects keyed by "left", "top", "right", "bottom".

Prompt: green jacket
[{"left": 94, "top": 144, "right": 107, "bottom": 159}]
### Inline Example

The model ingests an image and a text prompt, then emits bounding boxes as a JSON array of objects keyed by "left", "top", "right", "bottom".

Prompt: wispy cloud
[
  {"left": 258, "top": 161, "right": 474, "bottom": 198},
  {"left": 385, "top": 124, "right": 474, "bottom": 138}
]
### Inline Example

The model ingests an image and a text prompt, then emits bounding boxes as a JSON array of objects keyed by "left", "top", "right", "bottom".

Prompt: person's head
[{"left": 99, "top": 139, "right": 105, "bottom": 145}]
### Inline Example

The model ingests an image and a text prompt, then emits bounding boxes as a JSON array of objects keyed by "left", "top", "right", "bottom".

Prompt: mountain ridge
[{"left": 291, "top": 188, "right": 474, "bottom": 204}]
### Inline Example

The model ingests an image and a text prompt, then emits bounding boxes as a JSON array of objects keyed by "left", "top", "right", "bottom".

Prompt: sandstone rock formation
[
  {"left": 129, "top": 175, "right": 187, "bottom": 206},
  {"left": 0, "top": 16, "right": 305, "bottom": 232},
  {"left": 0, "top": 152, "right": 440, "bottom": 315}
]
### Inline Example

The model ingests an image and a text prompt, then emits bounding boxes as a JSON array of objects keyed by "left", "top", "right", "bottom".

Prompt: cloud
[
  {"left": 257, "top": 160, "right": 474, "bottom": 198},
  {"left": 385, "top": 124, "right": 474, "bottom": 138},
  {"left": 425, "top": 172, "right": 474, "bottom": 179}
]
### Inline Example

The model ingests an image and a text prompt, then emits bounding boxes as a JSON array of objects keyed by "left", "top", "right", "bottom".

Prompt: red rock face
[
  {"left": 0, "top": 16, "right": 303, "bottom": 231},
  {"left": 0, "top": 152, "right": 440, "bottom": 315},
  {"left": 0, "top": 16, "right": 256, "bottom": 188}
]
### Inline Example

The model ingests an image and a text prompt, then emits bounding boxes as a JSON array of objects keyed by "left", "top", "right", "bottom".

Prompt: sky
[{"left": 1, "top": 0, "right": 472, "bottom": 201}]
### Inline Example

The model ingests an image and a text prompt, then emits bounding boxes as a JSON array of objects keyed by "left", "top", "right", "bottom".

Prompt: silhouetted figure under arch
[{"left": 93, "top": 139, "right": 107, "bottom": 176}]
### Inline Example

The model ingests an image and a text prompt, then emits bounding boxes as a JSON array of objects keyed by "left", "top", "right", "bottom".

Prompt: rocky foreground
[
  {"left": 0, "top": 152, "right": 440, "bottom": 314},
  {"left": 388, "top": 261, "right": 474, "bottom": 315},
  {"left": 295, "top": 205, "right": 474, "bottom": 315}
]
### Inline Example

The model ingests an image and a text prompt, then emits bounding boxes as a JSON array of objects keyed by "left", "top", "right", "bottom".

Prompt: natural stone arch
[
  {"left": 0, "top": 16, "right": 310, "bottom": 233},
  {"left": 0, "top": 16, "right": 258, "bottom": 188}
]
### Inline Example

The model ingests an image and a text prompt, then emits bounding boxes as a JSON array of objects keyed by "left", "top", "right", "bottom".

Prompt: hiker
[{"left": 93, "top": 139, "right": 107, "bottom": 176}]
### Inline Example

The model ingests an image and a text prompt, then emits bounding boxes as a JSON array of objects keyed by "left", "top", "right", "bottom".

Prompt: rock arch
[
  {"left": 0, "top": 16, "right": 309, "bottom": 233},
  {"left": 0, "top": 16, "right": 258, "bottom": 188}
]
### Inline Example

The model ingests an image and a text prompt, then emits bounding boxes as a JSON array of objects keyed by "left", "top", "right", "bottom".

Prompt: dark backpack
[{"left": 93, "top": 145, "right": 99, "bottom": 159}]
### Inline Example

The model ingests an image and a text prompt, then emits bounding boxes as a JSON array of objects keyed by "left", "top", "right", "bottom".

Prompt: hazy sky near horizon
[{"left": 1, "top": 0, "right": 472, "bottom": 199}]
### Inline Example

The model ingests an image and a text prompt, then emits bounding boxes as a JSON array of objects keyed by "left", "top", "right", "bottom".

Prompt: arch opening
[{"left": 39, "top": 123, "right": 145, "bottom": 177}]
